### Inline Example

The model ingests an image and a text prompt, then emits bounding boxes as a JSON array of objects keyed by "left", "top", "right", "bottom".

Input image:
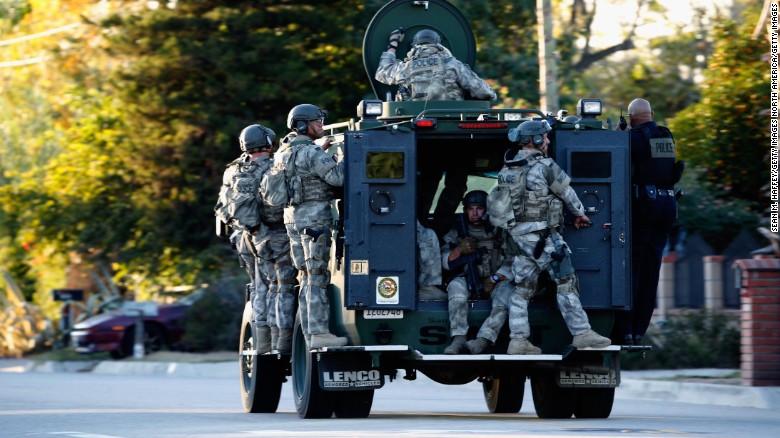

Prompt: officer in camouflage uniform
[
  {"left": 237, "top": 126, "right": 299, "bottom": 354},
  {"left": 417, "top": 220, "right": 447, "bottom": 300},
  {"left": 440, "top": 191, "right": 514, "bottom": 354},
  {"left": 615, "top": 98, "right": 681, "bottom": 346},
  {"left": 490, "top": 120, "right": 611, "bottom": 354},
  {"left": 275, "top": 104, "right": 347, "bottom": 349},
  {"left": 377, "top": 28, "right": 496, "bottom": 237},
  {"left": 221, "top": 124, "right": 280, "bottom": 354},
  {"left": 375, "top": 28, "right": 496, "bottom": 101}
]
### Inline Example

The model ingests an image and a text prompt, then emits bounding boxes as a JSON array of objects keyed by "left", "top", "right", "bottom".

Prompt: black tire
[
  {"left": 332, "top": 352, "right": 375, "bottom": 418},
  {"left": 574, "top": 388, "right": 615, "bottom": 419},
  {"left": 239, "top": 302, "right": 284, "bottom": 413},
  {"left": 531, "top": 372, "right": 576, "bottom": 419},
  {"left": 333, "top": 389, "right": 374, "bottom": 418},
  {"left": 119, "top": 323, "right": 165, "bottom": 359},
  {"left": 483, "top": 372, "right": 526, "bottom": 413},
  {"left": 291, "top": 317, "right": 334, "bottom": 419}
]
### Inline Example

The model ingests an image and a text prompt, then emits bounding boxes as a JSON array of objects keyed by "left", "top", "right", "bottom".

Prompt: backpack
[
  {"left": 260, "top": 142, "right": 301, "bottom": 207},
  {"left": 214, "top": 157, "right": 270, "bottom": 232}
]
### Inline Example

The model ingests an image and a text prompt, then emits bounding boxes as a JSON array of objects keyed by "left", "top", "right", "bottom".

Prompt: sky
[{"left": 589, "top": 0, "right": 736, "bottom": 48}]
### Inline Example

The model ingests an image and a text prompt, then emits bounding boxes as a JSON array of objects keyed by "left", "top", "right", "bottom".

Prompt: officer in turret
[
  {"left": 489, "top": 120, "right": 611, "bottom": 354},
  {"left": 376, "top": 28, "right": 497, "bottom": 237},
  {"left": 275, "top": 104, "right": 348, "bottom": 349},
  {"left": 615, "top": 98, "right": 681, "bottom": 346},
  {"left": 375, "top": 28, "right": 497, "bottom": 102}
]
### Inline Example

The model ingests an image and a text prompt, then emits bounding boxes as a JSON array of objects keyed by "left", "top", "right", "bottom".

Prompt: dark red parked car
[{"left": 70, "top": 294, "right": 199, "bottom": 359}]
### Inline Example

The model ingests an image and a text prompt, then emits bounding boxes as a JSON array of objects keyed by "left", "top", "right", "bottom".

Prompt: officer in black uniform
[{"left": 616, "top": 98, "right": 683, "bottom": 345}]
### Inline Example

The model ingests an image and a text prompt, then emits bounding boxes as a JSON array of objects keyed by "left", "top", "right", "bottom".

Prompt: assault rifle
[{"left": 457, "top": 214, "right": 483, "bottom": 299}]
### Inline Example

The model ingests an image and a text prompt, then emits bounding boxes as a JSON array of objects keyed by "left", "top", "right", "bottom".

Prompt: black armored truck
[{"left": 238, "top": 0, "right": 641, "bottom": 419}]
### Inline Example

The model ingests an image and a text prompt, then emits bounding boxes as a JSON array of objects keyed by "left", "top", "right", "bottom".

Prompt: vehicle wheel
[
  {"left": 291, "top": 317, "right": 334, "bottom": 419},
  {"left": 332, "top": 353, "right": 375, "bottom": 418},
  {"left": 239, "top": 302, "right": 284, "bottom": 413},
  {"left": 483, "top": 371, "right": 526, "bottom": 413},
  {"left": 531, "top": 372, "right": 575, "bottom": 419},
  {"left": 333, "top": 389, "right": 374, "bottom": 418},
  {"left": 120, "top": 323, "right": 165, "bottom": 359},
  {"left": 573, "top": 388, "right": 615, "bottom": 418}
]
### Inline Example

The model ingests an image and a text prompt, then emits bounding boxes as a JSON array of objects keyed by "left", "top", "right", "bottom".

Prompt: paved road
[
  {"left": 3, "top": 358, "right": 778, "bottom": 410},
  {"left": 1, "top": 366, "right": 779, "bottom": 438}
]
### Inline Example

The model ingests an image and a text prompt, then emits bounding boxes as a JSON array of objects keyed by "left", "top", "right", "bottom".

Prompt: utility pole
[{"left": 537, "top": 0, "right": 558, "bottom": 114}]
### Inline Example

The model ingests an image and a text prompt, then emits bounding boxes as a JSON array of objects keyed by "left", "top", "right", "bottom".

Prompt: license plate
[{"left": 363, "top": 309, "right": 403, "bottom": 319}]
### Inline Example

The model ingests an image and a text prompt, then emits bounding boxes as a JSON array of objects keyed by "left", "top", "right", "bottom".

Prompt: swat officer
[
  {"left": 615, "top": 98, "right": 681, "bottom": 346},
  {"left": 235, "top": 126, "right": 300, "bottom": 354},
  {"left": 440, "top": 190, "right": 514, "bottom": 354},
  {"left": 490, "top": 120, "right": 611, "bottom": 354},
  {"left": 275, "top": 104, "right": 347, "bottom": 349},
  {"left": 375, "top": 28, "right": 496, "bottom": 101},
  {"left": 216, "top": 124, "right": 279, "bottom": 354},
  {"left": 376, "top": 28, "right": 496, "bottom": 237}
]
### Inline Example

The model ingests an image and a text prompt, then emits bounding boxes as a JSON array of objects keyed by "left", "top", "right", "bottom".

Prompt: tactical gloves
[
  {"left": 482, "top": 277, "right": 496, "bottom": 295},
  {"left": 387, "top": 27, "right": 405, "bottom": 50},
  {"left": 458, "top": 237, "right": 478, "bottom": 255}
]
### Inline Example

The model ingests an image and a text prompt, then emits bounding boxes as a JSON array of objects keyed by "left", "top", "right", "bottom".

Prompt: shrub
[
  {"left": 180, "top": 278, "right": 245, "bottom": 352},
  {"left": 621, "top": 309, "right": 740, "bottom": 370}
]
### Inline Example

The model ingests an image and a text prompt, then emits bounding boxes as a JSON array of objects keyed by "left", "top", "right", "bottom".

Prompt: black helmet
[
  {"left": 462, "top": 190, "right": 488, "bottom": 208},
  {"left": 239, "top": 124, "right": 276, "bottom": 152},
  {"left": 287, "top": 104, "right": 327, "bottom": 133},
  {"left": 412, "top": 29, "right": 441, "bottom": 46},
  {"left": 507, "top": 120, "right": 551, "bottom": 146}
]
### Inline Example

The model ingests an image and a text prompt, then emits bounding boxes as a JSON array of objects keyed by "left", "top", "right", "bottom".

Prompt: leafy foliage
[
  {"left": 180, "top": 281, "right": 244, "bottom": 352},
  {"left": 676, "top": 166, "right": 760, "bottom": 253},
  {"left": 669, "top": 19, "right": 770, "bottom": 207},
  {"left": 621, "top": 310, "right": 740, "bottom": 370}
]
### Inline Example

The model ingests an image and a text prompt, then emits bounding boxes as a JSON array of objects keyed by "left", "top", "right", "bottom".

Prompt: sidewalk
[{"left": 2, "top": 356, "right": 779, "bottom": 410}]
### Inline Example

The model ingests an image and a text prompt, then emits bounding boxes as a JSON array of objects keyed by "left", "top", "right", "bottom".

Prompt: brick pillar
[
  {"left": 704, "top": 255, "right": 726, "bottom": 311},
  {"left": 733, "top": 258, "right": 780, "bottom": 387},
  {"left": 656, "top": 254, "right": 676, "bottom": 321}
]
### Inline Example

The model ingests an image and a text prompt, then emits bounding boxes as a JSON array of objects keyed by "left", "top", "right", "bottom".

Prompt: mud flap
[
  {"left": 317, "top": 353, "right": 385, "bottom": 391},
  {"left": 556, "top": 365, "right": 619, "bottom": 388}
]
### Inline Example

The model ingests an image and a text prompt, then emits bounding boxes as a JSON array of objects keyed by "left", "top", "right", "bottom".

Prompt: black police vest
[{"left": 635, "top": 124, "right": 676, "bottom": 187}]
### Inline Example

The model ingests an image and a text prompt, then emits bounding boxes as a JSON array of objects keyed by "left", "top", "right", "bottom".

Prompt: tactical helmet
[
  {"left": 507, "top": 120, "right": 551, "bottom": 146},
  {"left": 462, "top": 190, "right": 488, "bottom": 208},
  {"left": 412, "top": 29, "right": 441, "bottom": 46},
  {"left": 287, "top": 104, "right": 327, "bottom": 133},
  {"left": 239, "top": 124, "right": 276, "bottom": 152}
]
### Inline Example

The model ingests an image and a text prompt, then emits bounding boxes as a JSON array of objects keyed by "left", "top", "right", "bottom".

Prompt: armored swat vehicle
[{"left": 239, "top": 0, "right": 640, "bottom": 419}]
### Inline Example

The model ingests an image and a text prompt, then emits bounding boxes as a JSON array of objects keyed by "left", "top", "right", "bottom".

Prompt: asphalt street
[{"left": 1, "top": 357, "right": 779, "bottom": 410}]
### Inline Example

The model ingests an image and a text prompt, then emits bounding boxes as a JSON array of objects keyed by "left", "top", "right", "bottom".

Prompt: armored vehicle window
[
  {"left": 570, "top": 151, "right": 611, "bottom": 179},
  {"left": 366, "top": 152, "right": 404, "bottom": 179}
]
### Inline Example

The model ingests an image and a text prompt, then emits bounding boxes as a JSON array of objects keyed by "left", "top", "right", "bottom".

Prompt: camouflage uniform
[
  {"left": 275, "top": 133, "right": 345, "bottom": 340},
  {"left": 416, "top": 221, "right": 445, "bottom": 300},
  {"left": 375, "top": 44, "right": 496, "bottom": 101},
  {"left": 221, "top": 155, "right": 271, "bottom": 336},
  {"left": 440, "top": 218, "right": 513, "bottom": 353},
  {"left": 495, "top": 149, "right": 606, "bottom": 351},
  {"left": 251, "top": 157, "right": 297, "bottom": 351}
]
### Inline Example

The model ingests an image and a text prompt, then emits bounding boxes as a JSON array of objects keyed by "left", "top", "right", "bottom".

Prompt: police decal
[
  {"left": 649, "top": 138, "right": 676, "bottom": 158},
  {"left": 376, "top": 276, "right": 399, "bottom": 304}
]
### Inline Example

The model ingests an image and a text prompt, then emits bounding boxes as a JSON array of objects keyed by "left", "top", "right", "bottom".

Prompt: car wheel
[
  {"left": 239, "top": 302, "right": 285, "bottom": 413},
  {"left": 120, "top": 323, "right": 165, "bottom": 359},
  {"left": 291, "top": 316, "right": 334, "bottom": 418},
  {"left": 483, "top": 371, "right": 526, "bottom": 413}
]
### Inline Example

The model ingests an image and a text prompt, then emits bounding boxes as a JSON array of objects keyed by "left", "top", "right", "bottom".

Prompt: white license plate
[{"left": 363, "top": 309, "right": 404, "bottom": 319}]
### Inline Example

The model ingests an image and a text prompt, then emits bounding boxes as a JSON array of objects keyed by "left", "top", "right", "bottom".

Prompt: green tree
[{"left": 669, "top": 19, "right": 769, "bottom": 207}]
